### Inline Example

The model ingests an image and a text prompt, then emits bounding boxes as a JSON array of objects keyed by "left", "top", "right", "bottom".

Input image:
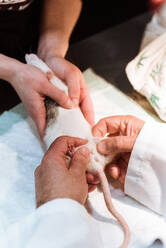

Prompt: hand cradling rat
[{"left": 25, "top": 54, "right": 131, "bottom": 248}]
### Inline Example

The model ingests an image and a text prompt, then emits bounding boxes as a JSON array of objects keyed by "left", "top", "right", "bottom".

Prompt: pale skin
[
  {"left": 0, "top": 0, "right": 94, "bottom": 138},
  {"left": 35, "top": 136, "right": 91, "bottom": 207},
  {"left": 88, "top": 115, "right": 145, "bottom": 186},
  {"left": 35, "top": 116, "right": 144, "bottom": 208}
]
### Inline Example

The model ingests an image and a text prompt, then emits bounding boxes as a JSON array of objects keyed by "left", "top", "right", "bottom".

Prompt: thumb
[
  {"left": 97, "top": 136, "right": 136, "bottom": 155},
  {"left": 70, "top": 147, "right": 90, "bottom": 175}
]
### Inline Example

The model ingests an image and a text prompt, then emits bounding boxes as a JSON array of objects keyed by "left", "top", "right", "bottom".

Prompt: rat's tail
[{"left": 97, "top": 169, "right": 131, "bottom": 248}]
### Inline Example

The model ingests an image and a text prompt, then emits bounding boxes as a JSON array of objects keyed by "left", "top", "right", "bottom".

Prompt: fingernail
[
  {"left": 67, "top": 99, "right": 74, "bottom": 108},
  {"left": 72, "top": 98, "right": 79, "bottom": 107},
  {"left": 98, "top": 142, "right": 106, "bottom": 153}
]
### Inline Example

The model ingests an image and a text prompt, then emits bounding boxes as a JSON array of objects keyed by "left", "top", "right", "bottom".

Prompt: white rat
[{"left": 25, "top": 54, "right": 131, "bottom": 248}]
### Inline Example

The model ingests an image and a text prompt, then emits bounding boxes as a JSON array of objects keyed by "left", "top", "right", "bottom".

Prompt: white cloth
[
  {"left": 1, "top": 70, "right": 166, "bottom": 247},
  {"left": 0, "top": 198, "right": 102, "bottom": 248},
  {"left": 126, "top": 2, "right": 166, "bottom": 123},
  {"left": 1, "top": 120, "right": 166, "bottom": 248},
  {"left": 126, "top": 32, "right": 166, "bottom": 123}
]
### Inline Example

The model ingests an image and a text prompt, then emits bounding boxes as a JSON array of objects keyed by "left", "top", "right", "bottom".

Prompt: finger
[
  {"left": 92, "top": 116, "right": 125, "bottom": 137},
  {"left": 97, "top": 136, "right": 136, "bottom": 155},
  {"left": 45, "top": 83, "right": 74, "bottom": 109},
  {"left": 44, "top": 136, "right": 88, "bottom": 168},
  {"left": 80, "top": 94, "right": 95, "bottom": 126},
  {"left": 120, "top": 152, "right": 131, "bottom": 164},
  {"left": 86, "top": 173, "right": 100, "bottom": 184},
  {"left": 28, "top": 93, "right": 46, "bottom": 139},
  {"left": 119, "top": 165, "right": 128, "bottom": 184},
  {"left": 114, "top": 156, "right": 128, "bottom": 184},
  {"left": 92, "top": 115, "right": 139, "bottom": 137},
  {"left": 88, "top": 184, "right": 97, "bottom": 193},
  {"left": 49, "top": 136, "right": 88, "bottom": 157},
  {"left": 65, "top": 70, "right": 80, "bottom": 106},
  {"left": 35, "top": 113, "right": 46, "bottom": 139},
  {"left": 107, "top": 164, "right": 120, "bottom": 180},
  {"left": 70, "top": 147, "right": 90, "bottom": 175},
  {"left": 107, "top": 132, "right": 120, "bottom": 137},
  {"left": 80, "top": 80, "right": 95, "bottom": 126}
]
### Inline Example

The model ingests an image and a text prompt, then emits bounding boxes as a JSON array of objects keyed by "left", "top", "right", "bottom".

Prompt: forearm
[
  {"left": 0, "top": 54, "right": 22, "bottom": 83},
  {"left": 38, "top": 0, "right": 82, "bottom": 59}
]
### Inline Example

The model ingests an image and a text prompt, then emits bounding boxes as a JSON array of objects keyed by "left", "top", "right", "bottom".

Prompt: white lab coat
[
  {"left": 1, "top": 121, "right": 166, "bottom": 248},
  {"left": 0, "top": 199, "right": 102, "bottom": 248},
  {"left": 125, "top": 121, "right": 166, "bottom": 216}
]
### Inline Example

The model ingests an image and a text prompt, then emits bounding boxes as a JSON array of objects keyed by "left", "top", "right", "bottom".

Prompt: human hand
[
  {"left": 45, "top": 56, "right": 95, "bottom": 126},
  {"left": 35, "top": 136, "right": 90, "bottom": 208},
  {"left": 91, "top": 115, "right": 145, "bottom": 185},
  {"left": 9, "top": 64, "right": 75, "bottom": 138}
]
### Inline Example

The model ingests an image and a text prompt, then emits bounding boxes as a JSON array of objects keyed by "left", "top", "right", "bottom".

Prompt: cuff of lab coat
[
  {"left": 36, "top": 198, "right": 87, "bottom": 216},
  {"left": 4, "top": 199, "right": 102, "bottom": 248},
  {"left": 124, "top": 121, "right": 166, "bottom": 215}
]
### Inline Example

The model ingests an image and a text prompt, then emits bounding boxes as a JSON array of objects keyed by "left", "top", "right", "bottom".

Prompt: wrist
[
  {"left": 0, "top": 54, "right": 23, "bottom": 84},
  {"left": 38, "top": 31, "right": 69, "bottom": 61}
]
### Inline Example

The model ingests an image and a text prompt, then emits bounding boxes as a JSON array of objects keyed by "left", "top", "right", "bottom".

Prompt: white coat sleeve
[
  {"left": 1, "top": 199, "right": 102, "bottom": 248},
  {"left": 124, "top": 121, "right": 166, "bottom": 216}
]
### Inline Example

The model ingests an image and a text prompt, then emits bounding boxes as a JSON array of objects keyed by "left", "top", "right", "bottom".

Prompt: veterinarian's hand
[
  {"left": 92, "top": 115, "right": 145, "bottom": 184},
  {"left": 35, "top": 136, "right": 90, "bottom": 207},
  {"left": 45, "top": 56, "right": 95, "bottom": 126},
  {"left": 9, "top": 64, "right": 74, "bottom": 138}
]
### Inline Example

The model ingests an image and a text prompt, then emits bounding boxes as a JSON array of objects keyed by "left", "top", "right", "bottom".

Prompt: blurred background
[{"left": 70, "top": 0, "right": 150, "bottom": 43}]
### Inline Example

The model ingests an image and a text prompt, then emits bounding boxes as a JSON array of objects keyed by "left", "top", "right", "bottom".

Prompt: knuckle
[
  {"left": 34, "top": 165, "right": 41, "bottom": 177},
  {"left": 68, "top": 68, "right": 82, "bottom": 83},
  {"left": 50, "top": 136, "right": 74, "bottom": 151},
  {"left": 71, "top": 65, "right": 80, "bottom": 75},
  {"left": 55, "top": 136, "right": 67, "bottom": 143},
  {"left": 41, "top": 155, "right": 48, "bottom": 165},
  {"left": 41, "top": 155, "right": 54, "bottom": 168},
  {"left": 58, "top": 92, "right": 69, "bottom": 106},
  {"left": 99, "top": 117, "right": 107, "bottom": 126}
]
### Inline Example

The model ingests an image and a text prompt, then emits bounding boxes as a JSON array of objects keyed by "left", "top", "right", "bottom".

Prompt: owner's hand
[
  {"left": 91, "top": 115, "right": 145, "bottom": 185},
  {"left": 45, "top": 56, "right": 95, "bottom": 126},
  {"left": 9, "top": 64, "right": 75, "bottom": 138},
  {"left": 35, "top": 136, "right": 90, "bottom": 208}
]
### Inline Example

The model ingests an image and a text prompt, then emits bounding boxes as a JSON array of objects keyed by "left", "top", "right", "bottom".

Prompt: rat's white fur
[
  {"left": 25, "top": 54, "right": 131, "bottom": 247},
  {"left": 26, "top": 54, "right": 112, "bottom": 173},
  {"left": 25, "top": 54, "right": 113, "bottom": 173}
]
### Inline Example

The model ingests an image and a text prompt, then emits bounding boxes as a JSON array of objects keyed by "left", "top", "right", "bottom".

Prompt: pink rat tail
[{"left": 97, "top": 169, "right": 131, "bottom": 248}]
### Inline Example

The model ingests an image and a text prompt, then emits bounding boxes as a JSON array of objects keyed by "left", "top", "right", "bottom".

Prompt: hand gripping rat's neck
[{"left": 25, "top": 54, "right": 131, "bottom": 248}]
